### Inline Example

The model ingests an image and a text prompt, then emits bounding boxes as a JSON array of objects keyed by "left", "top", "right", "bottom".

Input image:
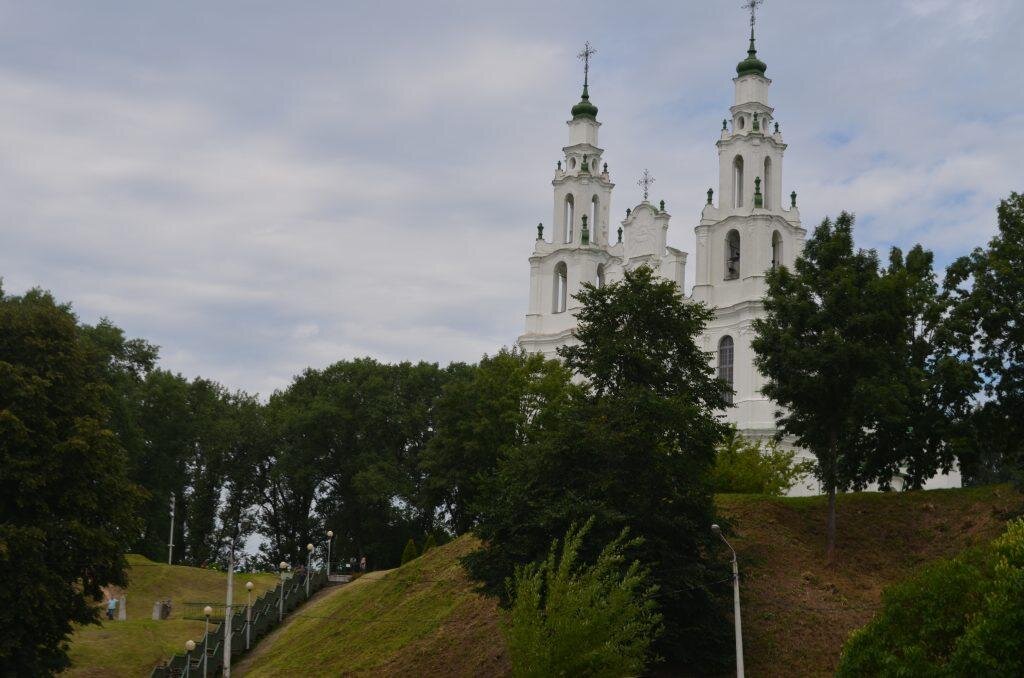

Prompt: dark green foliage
[
  {"left": 751, "top": 212, "right": 965, "bottom": 561},
  {"left": 837, "top": 519, "right": 1024, "bottom": 676},
  {"left": 422, "top": 533, "right": 438, "bottom": 553},
  {"left": 506, "top": 519, "right": 662, "bottom": 677},
  {"left": 467, "top": 266, "right": 731, "bottom": 668},
  {"left": 0, "top": 287, "right": 142, "bottom": 674},
  {"left": 944, "top": 193, "right": 1024, "bottom": 485},
  {"left": 420, "top": 349, "right": 574, "bottom": 534},
  {"left": 400, "top": 538, "right": 419, "bottom": 565},
  {"left": 712, "top": 429, "right": 813, "bottom": 496}
]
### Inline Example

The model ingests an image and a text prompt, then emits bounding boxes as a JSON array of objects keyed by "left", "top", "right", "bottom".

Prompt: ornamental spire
[
  {"left": 570, "top": 41, "right": 599, "bottom": 119},
  {"left": 737, "top": 0, "right": 768, "bottom": 76}
]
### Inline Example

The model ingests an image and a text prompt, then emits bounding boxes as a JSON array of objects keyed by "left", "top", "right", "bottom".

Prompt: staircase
[{"left": 150, "top": 570, "right": 329, "bottom": 678}]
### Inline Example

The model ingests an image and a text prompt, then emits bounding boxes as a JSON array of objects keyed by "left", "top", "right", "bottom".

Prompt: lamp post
[
  {"left": 278, "top": 561, "right": 288, "bottom": 622},
  {"left": 712, "top": 524, "right": 744, "bottom": 678},
  {"left": 326, "top": 530, "right": 334, "bottom": 577},
  {"left": 245, "top": 581, "right": 254, "bottom": 650},
  {"left": 223, "top": 546, "right": 235, "bottom": 678},
  {"left": 184, "top": 639, "right": 195, "bottom": 678},
  {"left": 305, "top": 543, "right": 314, "bottom": 597},
  {"left": 202, "top": 606, "right": 213, "bottom": 678}
]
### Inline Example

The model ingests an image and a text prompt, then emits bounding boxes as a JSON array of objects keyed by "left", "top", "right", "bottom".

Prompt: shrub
[
  {"left": 400, "top": 538, "right": 419, "bottom": 565},
  {"left": 505, "top": 518, "right": 662, "bottom": 678},
  {"left": 711, "top": 429, "right": 813, "bottom": 495},
  {"left": 837, "top": 519, "right": 1024, "bottom": 676},
  {"left": 422, "top": 534, "right": 438, "bottom": 553}
]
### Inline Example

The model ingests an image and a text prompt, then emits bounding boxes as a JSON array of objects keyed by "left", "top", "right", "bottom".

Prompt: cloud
[{"left": 0, "top": 0, "right": 1020, "bottom": 396}]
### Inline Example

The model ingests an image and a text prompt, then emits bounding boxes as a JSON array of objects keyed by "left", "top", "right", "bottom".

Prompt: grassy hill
[
  {"left": 236, "top": 484, "right": 1021, "bottom": 677},
  {"left": 65, "top": 555, "right": 280, "bottom": 677},
  {"left": 236, "top": 536, "right": 507, "bottom": 677}
]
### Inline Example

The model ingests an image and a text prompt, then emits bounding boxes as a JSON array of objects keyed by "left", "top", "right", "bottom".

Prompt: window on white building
[
  {"left": 725, "top": 230, "right": 741, "bottom": 280},
  {"left": 718, "top": 336, "right": 735, "bottom": 405},
  {"left": 733, "top": 155, "right": 744, "bottom": 208},
  {"left": 595, "top": 264, "right": 605, "bottom": 288},
  {"left": 563, "top": 194, "right": 575, "bottom": 244},
  {"left": 772, "top": 230, "right": 783, "bottom": 270},
  {"left": 553, "top": 262, "right": 568, "bottom": 313},
  {"left": 591, "top": 195, "right": 599, "bottom": 244},
  {"left": 763, "top": 157, "right": 772, "bottom": 209}
]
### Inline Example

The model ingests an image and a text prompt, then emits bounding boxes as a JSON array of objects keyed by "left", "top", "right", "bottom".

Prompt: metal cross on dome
[
  {"left": 578, "top": 41, "right": 596, "bottom": 87},
  {"left": 743, "top": 0, "right": 764, "bottom": 29},
  {"left": 638, "top": 169, "right": 655, "bottom": 202}
]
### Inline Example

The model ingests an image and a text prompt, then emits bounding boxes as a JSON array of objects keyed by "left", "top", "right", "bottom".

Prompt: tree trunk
[{"left": 826, "top": 482, "right": 837, "bottom": 566}]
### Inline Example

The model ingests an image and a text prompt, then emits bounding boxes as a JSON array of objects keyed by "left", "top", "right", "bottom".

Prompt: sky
[{"left": 1, "top": 0, "right": 1021, "bottom": 397}]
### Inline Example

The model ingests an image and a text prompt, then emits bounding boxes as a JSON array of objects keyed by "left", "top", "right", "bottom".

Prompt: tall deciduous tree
[
  {"left": 752, "top": 213, "right": 910, "bottom": 562},
  {"left": 0, "top": 287, "right": 142, "bottom": 674},
  {"left": 467, "top": 266, "right": 731, "bottom": 668},
  {"left": 944, "top": 193, "right": 1024, "bottom": 484}
]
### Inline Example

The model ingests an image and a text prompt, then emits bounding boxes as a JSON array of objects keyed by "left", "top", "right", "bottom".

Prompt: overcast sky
[{"left": 1, "top": 0, "right": 1021, "bottom": 397}]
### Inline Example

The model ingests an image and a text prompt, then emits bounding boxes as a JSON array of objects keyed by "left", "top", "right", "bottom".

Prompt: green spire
[
  {"left": 572, "top": 41, "right": 599, "bottom": 119},
  {"left": 736, "top": 25, "right": 767, "bottom": 77}
]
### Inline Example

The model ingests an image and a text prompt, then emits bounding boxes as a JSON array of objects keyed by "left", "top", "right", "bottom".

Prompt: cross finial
[
  {"left": 638, "top": 169, "right": 655, "bottom": 202},
  {"left": 743, "top": 0, "right": 764, "bottom": 32},
  {"left": 578, "top": 41, "right": 596, "bottom": 89}
]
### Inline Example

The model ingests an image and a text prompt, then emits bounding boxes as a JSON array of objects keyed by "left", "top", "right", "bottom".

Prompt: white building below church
[{"left": 517, "top": 26, "right": 961, "bottom": 495}]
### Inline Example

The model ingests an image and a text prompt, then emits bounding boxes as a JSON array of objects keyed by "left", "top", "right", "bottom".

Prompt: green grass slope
[
  {"left": 721, "top": 484, "right": 1023, "bottom": 677},
  {"left": 238, "top": 536, "right": 508, "bottom": 677},
  {"left": 65, "top": 555, "right": 280, "bottom": 677}
]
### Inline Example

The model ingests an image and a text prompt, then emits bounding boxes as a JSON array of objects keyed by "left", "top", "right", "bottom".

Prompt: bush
[
  {"left": 711, "top": 429, "right": 813, "bottom": 495},
  {"left": 422, "top": 534, "right": 438, "bottom": 553},
  {"left": 505, "top": 519, "right": 662, "bottom": 678},
  {"left": 837, "top": 519, "right": 1024, "bottom": 676},
  {"left": 400, "top": 538, "right": 419, "bottom": 565}
]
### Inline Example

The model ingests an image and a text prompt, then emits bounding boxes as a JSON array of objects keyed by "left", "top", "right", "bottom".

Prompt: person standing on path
[{"left": 106, "top": 597, "right": 117, "bottom": 620}]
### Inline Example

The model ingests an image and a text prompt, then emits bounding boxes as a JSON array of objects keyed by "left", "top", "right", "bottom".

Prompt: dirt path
[{"left": 233, "top": 570, "right": 393, "bottom": 677}]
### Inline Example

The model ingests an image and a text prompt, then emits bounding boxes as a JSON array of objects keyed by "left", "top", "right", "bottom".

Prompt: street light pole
[
  {"left": 278, "top": 562, "right": 288, "bottom": 622},
  {"left": 305, "top": 543, "right": 314, "bottom": 597},
  {"left": 326, "top": 530, "right": 334, "bottom": 577},
  {"left": 184, "top": 639, "right": 195, "bottom": 678},
  {"left": 223, "top": 546, "right": 234, "bottom": 678},
  {"left": 202, "top": 606, "right": 213, "bottom": 678},
  {"left": 168, "top": 494, "right": 176, "bottom": 565},
  {"left": 712, "top": 524, "right": 744, "bottom": 678},
  {"left": 245, "top": 581, "right": 254, "bottom": 650}
]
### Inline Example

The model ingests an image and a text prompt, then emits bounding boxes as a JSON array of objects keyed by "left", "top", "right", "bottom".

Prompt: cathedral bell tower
[
  {"left": 519, "top": 43, "right": 616, "bottom": 358},
  {"left": 692, "top": 4, "right": 806, "bottom": 435}
]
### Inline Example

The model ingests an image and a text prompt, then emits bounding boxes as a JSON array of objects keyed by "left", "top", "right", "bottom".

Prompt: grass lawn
[
  {"left": 239, "top": 536, "right": 508, "bottom": 677},
  {"left": 65, "top": 555, "right": 280, "bottom": 677}
]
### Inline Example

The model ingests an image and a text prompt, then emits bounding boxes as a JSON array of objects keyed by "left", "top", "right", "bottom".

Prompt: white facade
[
  {"left": 517, "top": 32, "right": 962, "bottom": 494},
  {"left": 519, "top": 33, "right": 798, "bottom": 440}
]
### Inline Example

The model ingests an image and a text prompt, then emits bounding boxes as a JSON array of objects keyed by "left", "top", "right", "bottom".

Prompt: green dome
[
  {"left": 571, "top": 84, "right": 598, "bottom": 119},
  {"left": 736, "top": 32, "right": 767, "bottom": 77}
]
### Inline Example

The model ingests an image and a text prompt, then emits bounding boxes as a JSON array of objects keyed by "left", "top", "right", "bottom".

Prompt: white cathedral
[{"left": 515, "top": 26, "right": 961, "bottom": 493}]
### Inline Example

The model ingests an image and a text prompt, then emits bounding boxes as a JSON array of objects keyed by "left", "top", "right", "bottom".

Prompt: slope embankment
[
  {"left": 65, "top": 556, "right": 279, "bottom": 677},
  {"left": 236, "top": 535, "right": 508, "bottom": 677}
]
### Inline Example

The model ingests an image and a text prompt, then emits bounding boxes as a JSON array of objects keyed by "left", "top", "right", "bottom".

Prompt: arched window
[
  {"left": 763, "top": 157, "right": 772, "bottom": 210},
  {"left": 772, "top": 230, "right": 783, "bottom": 269},
  {"left": 733, "top": 156, "right": 744, "bottom": 208},
  {"left": 725, "top": 229, "right": 741, "bottom": 280},
  {"left": 553, "top": 262, "right": 568, "bottom": 313},
  {"left": 595, "top": 264, "right": 605, "bottom": 288},
  {"left": 718, "top": 336, "right": 735, "bottom": 405},
  {"left": 563, "top": 194, "right": 575, "bottom": 244},
  {"left": 591, "top": 195, "right": 599, "bottom": 244}
]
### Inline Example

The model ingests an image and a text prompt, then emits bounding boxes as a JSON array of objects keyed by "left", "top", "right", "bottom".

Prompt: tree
[
  {"left": 944, "top": 193, "right": 1024, "bottom": 485},
  {"left": 420, "top": 349, "right": 574, "bottom": 534},
  {"left": 752, "top": 213, "right": 923, "bottom": 562},
  {"left": 711, "top": 429, "right": 813, "bottom": 496},
  {"left": 506, "top": 519, "right": 662, "bottom": 677},
  {"left": 467, "top": 266, "right": 731, "bottom": 667},
  {"left": 422, "top": 533, "right": 438, "bottom": 553},
  {"left": 837, "top": 519, "right": 1024, "bottom": 676},
  {"left": 400, "top": 538, "right": 419, "bottom": 565},
  {"left": 0, "top": 287, "right": 141, "bottom": 673}
]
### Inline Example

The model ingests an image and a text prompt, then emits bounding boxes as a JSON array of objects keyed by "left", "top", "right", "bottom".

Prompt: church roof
[
  {"left": 736, "top": 29, "right": 767, "bottom": 77},
  {"left": 571, "top": 84, "right": 598, "bottom": 120}
]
